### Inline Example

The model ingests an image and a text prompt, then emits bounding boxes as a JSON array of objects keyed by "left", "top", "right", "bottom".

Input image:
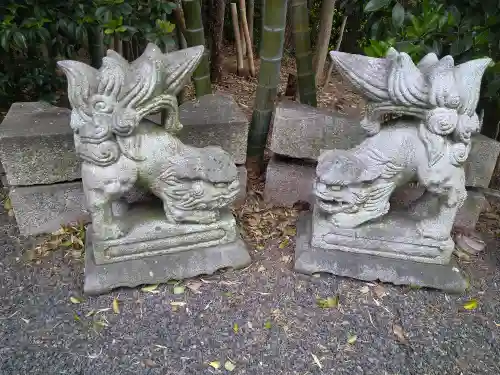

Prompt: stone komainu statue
[
  {"left": 57, "top": 45, "right": 240, "bottom": 241},
  {"left": 314, "top": 48, "right": 491, "bottom": 241}
]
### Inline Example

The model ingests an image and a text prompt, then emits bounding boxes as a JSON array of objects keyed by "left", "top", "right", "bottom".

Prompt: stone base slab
[
  {"left": 84, "top": 227, "right": 251, "bottom": 295},
  {"left": 295, "top": 213, "right": 467, "bottom": 293},
  {"left": 91, "top": 205, "right": 238, "bottom": 265},
  {"left": 311, "top": 208, "right": 454, "bottom": 265}
]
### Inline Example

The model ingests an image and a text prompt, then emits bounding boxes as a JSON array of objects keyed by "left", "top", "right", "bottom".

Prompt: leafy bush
[
  {"left": 361, "top": 0, "right": 500, "bottom": 139},
  {"left": 0, "top": 0, "right": 177, "bottom": 108}
]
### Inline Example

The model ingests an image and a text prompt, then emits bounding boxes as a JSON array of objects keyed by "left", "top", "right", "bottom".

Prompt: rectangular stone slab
[
  {"left": 464, "top": 134, "right": 500, "bottom": 188},
  {"left": 84, "top": 227, "right": 251, "bottom": 295},
  {"left": 269, "top": 100, "right": 366, "bottom": 160},
  {"left": 148, "top": 93, "right": 249, "bottom": 164},
  {"left": 311, "top": 208, "right": 454, "bottom": 265},
  {"left": 91, "top": 205, "right": 238, "bottom": 264},
  {"left": 295, "top": 213, "right": 468, "bottom": 293},
  {"left": 9, "top": 182, "right": 90, "bottom": 236},
  {"left": 0, "top": 102, "right": 80, "bottom": 186}
]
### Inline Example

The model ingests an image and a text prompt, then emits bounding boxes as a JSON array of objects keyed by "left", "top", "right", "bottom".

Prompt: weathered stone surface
[
  {"left": 311, "top": 207, "right": 454, "bottom": 265},
  {"left": 90, "top": 205, "right": 239, "bottom": 265},
  {"left": 0, "top": 102, "right": 79, "bottom": 186},
  {"left": 7, "top": 164, "right": 246, "bottom": 236},
  {"left": 148, "top": 93, "right": 249, "bottom": 164},
  {"left": 264, "top": 157, "right": 316, "bottom": 206},
  {"left": 390, "top": 185, "right": 488, "bottom": 230},
  {"left": 269, "top": 100, "right": 366, "bottom": 160},
  {"left": 295, "top": 213, "right": 468, "bottom": 293},
  {"left": 9, "top": 182, "right": 90, "bottom": 236},
  {"left": 464, "top": 134, "right": 500, "bottom": 188},
  {"left": 84, "top": 225, "right": 251, "bottom": 295}
]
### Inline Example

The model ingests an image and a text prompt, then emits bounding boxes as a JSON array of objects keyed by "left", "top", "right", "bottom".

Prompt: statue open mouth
[{"left": 314, "top": 187, "right": 356, "bottom": 214}]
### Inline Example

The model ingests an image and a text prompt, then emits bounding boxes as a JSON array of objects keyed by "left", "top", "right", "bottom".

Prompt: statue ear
[
  {"left": 454, "top": 57, "right": 493, "bottom": 116},
  {"left": 57, "top": 60, "right": 99, "bottom": 113}
]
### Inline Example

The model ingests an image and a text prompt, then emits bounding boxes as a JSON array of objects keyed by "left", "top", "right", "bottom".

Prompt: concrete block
[
  {"left": 264, "top": 157, "right": 316, "bottom": 206},
  {"left": 465, "top": 134, "right": 500, "bottom": 188},
  {"left": 0, "top": 102, "right": 80, "bottom": 186},
  {"left": 269, "top": 100, "right": 366, "bottom": 160},
  {"left": 9, "top": 182, "right": 90, "bottom": 236},
  {"left": 149, "top": 93, "right": 249, "bottom": 164}
]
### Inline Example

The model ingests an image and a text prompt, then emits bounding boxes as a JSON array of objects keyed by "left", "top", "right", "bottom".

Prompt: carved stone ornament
[
  {"left": 58, "top": 44, "right": 250, "bottom": 294},
  {"left": 295, "top": 48, "right": 492, "bottom": 292}
]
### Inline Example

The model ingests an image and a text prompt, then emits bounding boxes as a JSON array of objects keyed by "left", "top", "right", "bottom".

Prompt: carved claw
[{"left": 93, "top": 222, "right": 127, "bottom": 240}]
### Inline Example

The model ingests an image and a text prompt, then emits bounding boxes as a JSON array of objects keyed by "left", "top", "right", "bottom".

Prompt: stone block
[
  {"left": 455, "top": 191, "right": 489, "bottom": 229},
  {"left": 465, "top": 134, "right": 500, "bottom": 188},
  {"left": 84, "top": 227, "right": 251, "bottom": 295},
  {"left": 148, "top": 93, "right": 249, "bottom": 164},
  {"left": 264, "top": 157, "right": 316, "bottom": 206},
  {"left": 295, "top": 213, "right": 467, "bottom": 293},
  {"left": 9, "top": 182, "right": 90, "bottom": 236},
  {"left": 269, "top": 100, "right": 366, "bottom": 160},
  {"left": 0, "top": 102, "right": 80, "bottom": 186}
]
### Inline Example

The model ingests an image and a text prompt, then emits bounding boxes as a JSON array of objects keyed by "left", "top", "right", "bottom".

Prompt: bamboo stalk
[
  {"left": 335, "top": 15, "right": 348, "bottom": 51},
  {"left": 239, "top": 0, "right": 256, "bottom": 76},
  {"left": 114, "top": 34, "right": 123, "bottom": 55},
  {"left": 291, "top": 0, "right": 316, "bottom": 106},
  {"left": 323, "top": 15, "right": 348, "bottom": 89},
  {"left": 231, "top": 3, "right": 245, "bottom": 75},
  {"left": 248, "top": 0, "right": 254, "bottom": 44},
  {"left": 247, "top": 0, "right": 288, "bottom": 164},
  {"left": 174, "top": 4, "right": 188, "bottom": 103},
  {"left": 182, "top": 0, "right": 212, "bottom": 96},
  {"left": 240, "top": 19, "right": 247, "bottom": 55}
]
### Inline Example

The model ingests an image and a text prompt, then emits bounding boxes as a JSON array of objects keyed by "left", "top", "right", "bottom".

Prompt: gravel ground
[{"left": 0, "top": 199, "right": 499, "bottom": 375}]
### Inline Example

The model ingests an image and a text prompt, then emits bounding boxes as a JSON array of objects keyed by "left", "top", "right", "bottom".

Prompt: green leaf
[
  {"left": 347, "top": 334, "right": 358, "bottom": 344},
  {"left": 463, "top": 299, "right": 478, "bottom": 310},
  {"left": 264, "top": 320, "right": 272, "bottom": 329},
  {"left": 112, "top": 298, "right": 120, "bottom": 314},
  {"left": 12, "top": 31, "right": 27, "bottom": 50},
  {"left": 141, "top": 284, "right": 159, "bottom": 293},
  {"left": 316, "top": 295, "right": 339, "bottom": 308},
  {"left": 364, "top": 0, "right": 391, "bottom": 13},
  {"left": 208, "top": 361, "right": 220, "bottom": 369},
  {"left": 448, "top": 5, "right": 461, "bottom": 25},
  {"left": 233, "top": 323, "right": 239, "bottom": 333},
  {"left": 173, "top": 286, "right": 185, "bottom": 295},
  {"left": 392, "top": 3, "right": 405, "bottom": 28},
  {"left": 104, "top": 28, "right": 114, "bottom": 35},
  {"left": 70, "top": 296, "right": 82, "bottom": 304},
  {"left": 224, "top": 361, "right": 236, "bottom": 371},
  {"left": 116, "top": 26, "right": 127, "bottom": 33}
]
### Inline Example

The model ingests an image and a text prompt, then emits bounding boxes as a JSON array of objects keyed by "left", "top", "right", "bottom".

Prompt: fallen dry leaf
[
  {"left": 186, "top": 281, "right": 202, "bottom": 293},
  {"left": 347, "top": 334, "right": 357, "bottom": 344},
  {"left": 224, "top": 360, "right": 236, "bottom": 371},
  {"left": 463, "top": 299, "right": 478, "bottom": 310},
  {"left": 373, "top": 285, "right": 387, "bottom": 298},
  {"left": 141, "top": 284, "right": 159, "bottom": 293},
  {"left": 209, "top": 361, "right": 221, "bottom": 369},
  {"left": 392, "top": 323, "right": 409, "bottom": 344},
  {"left": 359, "top": 286, "right": 370, "bottom": 294},
  {"left": 70, "top": 296, "right": 82, "bottom": 304},
  {"left": 112, "top": 298, "right": 120, "bottom": 314},
  {"left": 143, "top": 359, "right": 157, "bottom": 368},
  {"left": 311, "top": 353, "right": 322, "bottom": 369}
]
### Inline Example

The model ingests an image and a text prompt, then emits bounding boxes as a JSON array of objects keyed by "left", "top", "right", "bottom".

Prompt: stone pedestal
[
  {"left": 295, "top": 212, "right": 468, "bottom": 293},
  {"left": 84, "top": 210, "right": 251, "bottom": 294}
]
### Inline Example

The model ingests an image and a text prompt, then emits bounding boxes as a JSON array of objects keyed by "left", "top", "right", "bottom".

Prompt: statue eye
[{"left": 94, "top": 101, "right": 107, "bottom": 111}]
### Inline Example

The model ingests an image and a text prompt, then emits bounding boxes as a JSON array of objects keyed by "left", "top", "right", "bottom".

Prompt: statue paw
[
  {"left": 417, "top": 221, "right": 450, "bottom": 241},
  {"left": 94, "top": 222, "right": 127, "bottom": 240}
]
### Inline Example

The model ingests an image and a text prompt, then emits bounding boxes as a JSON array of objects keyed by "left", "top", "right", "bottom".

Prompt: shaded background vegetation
[{"left": 1, "top": 0, "right": 499, "bottom": 139}]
